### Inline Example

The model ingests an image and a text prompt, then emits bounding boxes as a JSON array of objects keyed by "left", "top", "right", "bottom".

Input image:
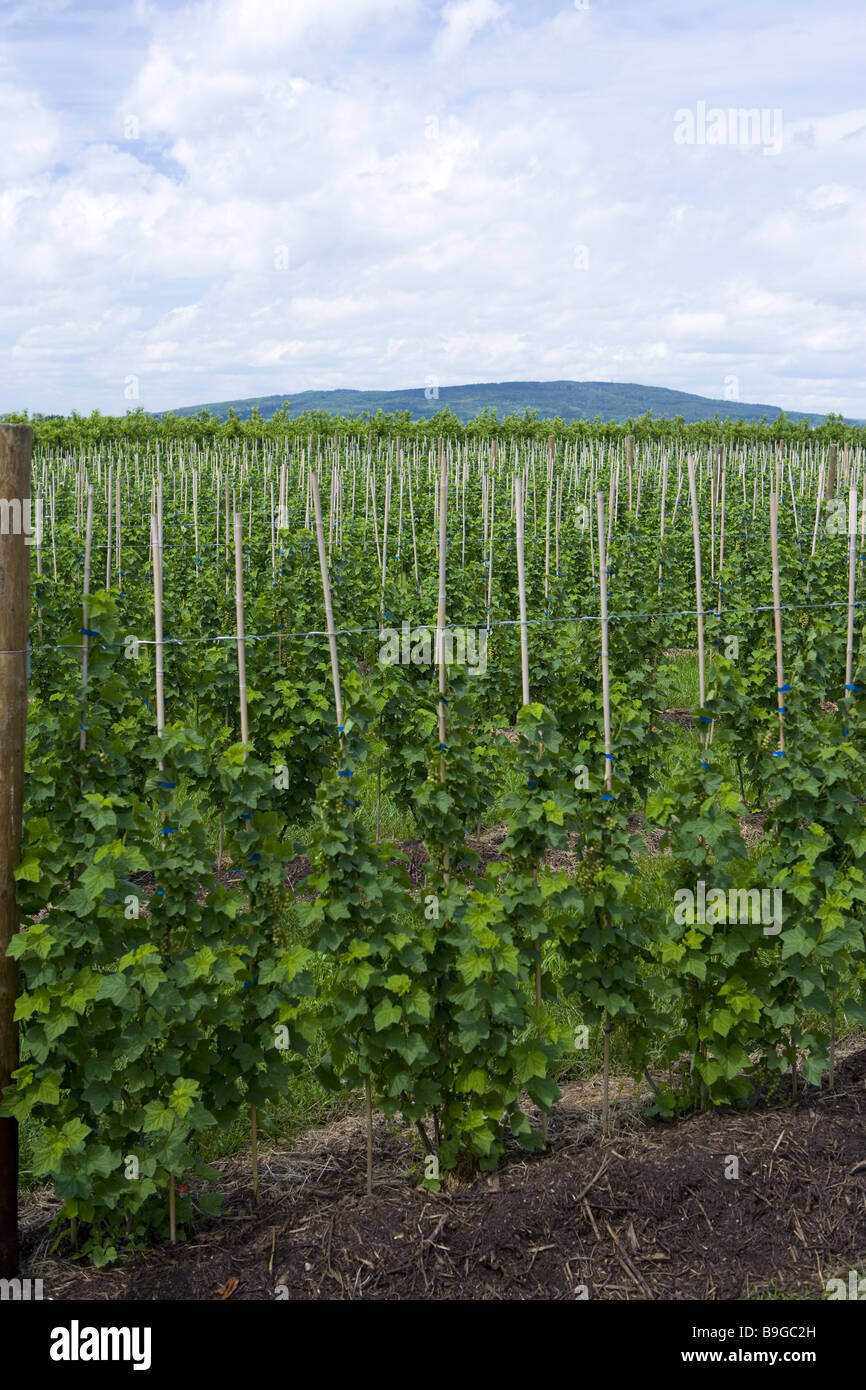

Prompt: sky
[{"left": 1, "top": 0, "right": 864, "bottom": 418}]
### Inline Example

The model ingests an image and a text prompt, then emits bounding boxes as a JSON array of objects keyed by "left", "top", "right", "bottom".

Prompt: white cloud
[
  {"left": 0, "top": 0, "right": 864, "bottom": 418},
  {"left": 433, "top": 0, "right": 506, "bottom": 62}
]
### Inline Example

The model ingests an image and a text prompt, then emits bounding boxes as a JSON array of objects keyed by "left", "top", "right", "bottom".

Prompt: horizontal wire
[{"left": 28, "top": 598, "right": 865, "bottom": 654}]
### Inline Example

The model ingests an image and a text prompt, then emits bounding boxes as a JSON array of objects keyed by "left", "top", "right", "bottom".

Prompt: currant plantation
[{"left": 1, "top": 411, "right": 864, "bottom": 1269}]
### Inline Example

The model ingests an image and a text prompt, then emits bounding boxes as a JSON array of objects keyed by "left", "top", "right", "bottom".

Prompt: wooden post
[{"left": 0, "top": 424, "right": 31, "bottom": 1278}]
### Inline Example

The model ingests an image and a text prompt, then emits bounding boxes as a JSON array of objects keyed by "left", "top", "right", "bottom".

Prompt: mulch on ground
[{"left": 21, "top": 1042, "right": 866, "bottom": 1301}]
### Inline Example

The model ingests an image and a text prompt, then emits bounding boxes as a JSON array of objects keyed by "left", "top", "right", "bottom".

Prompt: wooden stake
[
  {"left": 365, "top": 1076, "right": 374, "bottom": 1197},
  {"left": 769, "top": 491, "right": 786, "bottom": 756},
  {"left": 80, "top": 485, "right": 94, "bottom": 750},
  {"left": 233, "top": 513, "right": 249, "bottom": 747},
  {"left": 310, "top": 474, "right": 343, "bottom": 732},
  {"left": 686, "top": 458, "right": 707, "bottom": 721},
  {"left": 515, "top": 476, "right": 530, "bottom": 708},
  {"left": 151, "top": 513, "right": 165, "bottom": 735},
  {"left": 435, "top": 443, "right": 451, "bottom": 880},
  {"left": 596, "top": 491, "right": 614, "bottom": 1139}
]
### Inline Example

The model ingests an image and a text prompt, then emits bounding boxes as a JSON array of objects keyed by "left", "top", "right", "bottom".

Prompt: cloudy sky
[{"left": 1, "top": 0, "right": 864, "bottom": 417}]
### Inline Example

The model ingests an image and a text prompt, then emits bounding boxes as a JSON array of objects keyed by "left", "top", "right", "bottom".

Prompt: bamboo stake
[
  {"left": 80, "top": 486, "right": 95, "bottom": 750},
  {"left": 686, "top": 458, "right": 706, "bottom": 722},
  {"left": 843, "top": 484, "right": 857, "bottom": 715},
  {"left": 516, "top": 479, "right": 548, "bottom": 1144},
  {"left": 105, "top": 463, "right": 113, "bottom": 589},
  {"left": 596, "top": 491, "right": 614, "bottom": 1139},
  {"left": 486, "top": 471, "right": 496, "bottom": 629},
  {"left": 769, "top": 491, "right": 786, "bottom": 757},
  {"left": 310, "top": 473, "right": 343, "bottom": 732},
  {"left": 435, "top": 445, "right": 450, "bottom": 878},
  {"left": 311, "top": 469, "right": 368, "bottom": 1183},
  {"left": 365, "top": 1077, "right": 374, "bottom": 1198},
  {"left": 193, "top": 469, "right": 200, "bottom": 578},
  {"left": 115, "top": 463, "right": 122, "bottom": 581},
  {"left": 234, "top": 511, "right": 250, "bottom": 750},
  {"left": 769, "top": 489, "right": 795, "bottom": 1096},
  {"left": 151, "top": 513, "right": 165, "bottom": 736},
  {"left": 407, "top": 462, "right": 420, "bottom": 589},
  {"left": 625, "top": 435, "right": 634, "bottom": 513},
  {"left": 50, "top": 480, "right": 57, "bottom": 582},
  {"left": 658, "top": 453, "right": 669, "bottom": 596},
  {"left": 716, "top": 455, "right": 726, "bottom": 618},
  {"left": 515, "top": 478, "right": 530, "bottom": 709},
  {"left": 149, "top": 501, "right": 176, "bottom": 1232},
  {"left": 810, "top": 461, "right": 825, "bottom": 558}
]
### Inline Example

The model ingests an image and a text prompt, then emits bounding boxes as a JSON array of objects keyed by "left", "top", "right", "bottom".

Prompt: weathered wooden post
[{"left": 0, "top": 424, "right": 32, "bottom": 1278}]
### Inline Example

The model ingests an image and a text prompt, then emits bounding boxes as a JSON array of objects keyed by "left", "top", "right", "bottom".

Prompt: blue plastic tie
[
  {"left": 772, "top": 750, "right": 786, "bottom": 758},
  {"left": 338, "top": 770, "right": 354, "bottom": 778},
  {"left": 778, "top": 684, "right": 791, "bottom": 692},
  {"left": 601, "top": 793, "right": 613, "bottom": 801},
  {"left": 80, "top": 628, "right": 100, "bottom": 637},
  {"left": 157, "top": 781, "right": 176, "bottom": 789},
  {"left": 161, "top": 826, "right": 178, "bottom": 834}
]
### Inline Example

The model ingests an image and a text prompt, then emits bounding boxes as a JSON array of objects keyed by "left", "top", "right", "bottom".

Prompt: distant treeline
[{"left": 1, "top": 403, "right": 860, "bottom": 449}]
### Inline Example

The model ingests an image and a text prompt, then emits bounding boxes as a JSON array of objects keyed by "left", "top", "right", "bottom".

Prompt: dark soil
[{"left": 22, "top": 1043, "right": 866, "bottom": 1301}]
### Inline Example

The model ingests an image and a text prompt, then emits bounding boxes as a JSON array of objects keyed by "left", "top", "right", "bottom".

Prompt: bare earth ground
[{"left": 20, "top": 1037, "right": 866, "bottom": 1301}]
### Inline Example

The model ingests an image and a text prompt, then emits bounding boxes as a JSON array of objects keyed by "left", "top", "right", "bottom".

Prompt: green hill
[{"left": 161, "top": 379, "right": 856, "bottom": 425}]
